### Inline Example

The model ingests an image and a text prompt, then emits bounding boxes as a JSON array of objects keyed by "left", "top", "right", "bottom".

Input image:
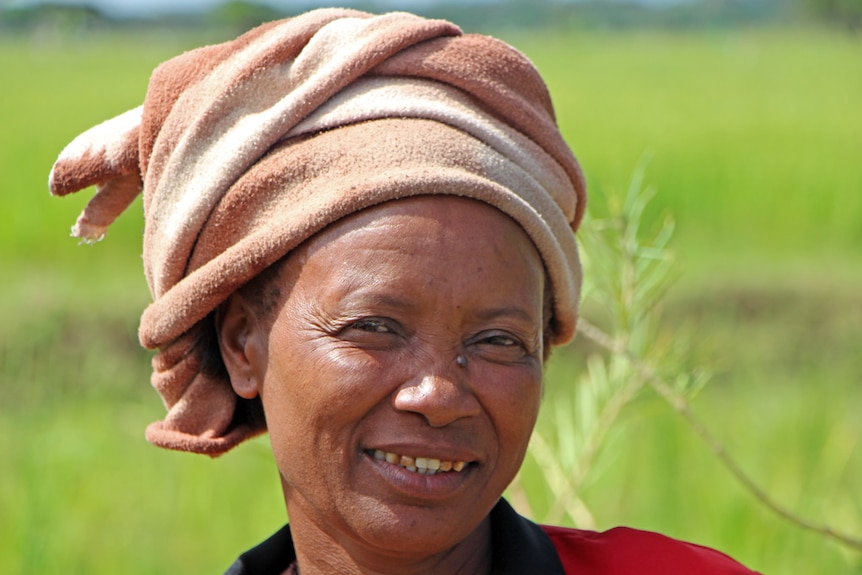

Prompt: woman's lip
[{"left": 364, "top": 450, "right": 477, "bottom": 500}]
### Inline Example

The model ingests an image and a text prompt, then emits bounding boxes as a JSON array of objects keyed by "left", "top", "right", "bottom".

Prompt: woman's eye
[
  {"left": 470, "top": 331, "right": 533, "bottom": 363},
  {"left": 481, "top": 334, "right": 520, "bottom": 347},
  {"left": 338, "top": 318, "right": 402, "bottom": 350},
  {"left": 348, "top": 318, "right": 392, "bottom": 333}
]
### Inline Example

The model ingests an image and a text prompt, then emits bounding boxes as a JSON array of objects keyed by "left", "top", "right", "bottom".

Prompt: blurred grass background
[{"left": 1, "top": 7, "right": 861, "bottom": 575}]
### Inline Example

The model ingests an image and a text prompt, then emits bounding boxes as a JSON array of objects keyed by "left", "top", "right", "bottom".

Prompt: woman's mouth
[{"left": 368, "top": 449, "right": 468, "bottom": 476}]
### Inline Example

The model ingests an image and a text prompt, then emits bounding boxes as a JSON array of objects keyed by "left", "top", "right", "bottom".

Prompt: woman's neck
[{"left": 288, "top": 510, "right": 494, "bottom": 575}]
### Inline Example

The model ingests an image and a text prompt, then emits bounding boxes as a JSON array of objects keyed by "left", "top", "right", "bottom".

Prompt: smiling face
[{"left": 218, "top": 196, "right": 546, "bottom": 572}]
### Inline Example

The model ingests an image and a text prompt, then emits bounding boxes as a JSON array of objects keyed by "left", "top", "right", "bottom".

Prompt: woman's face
[{"left": 222, "top": 196, "right": 545, "bottom": 565}]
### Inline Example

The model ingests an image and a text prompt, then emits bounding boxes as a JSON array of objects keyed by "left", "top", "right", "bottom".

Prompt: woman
[{"left": 50, "top": 8, "right": 760, "bottom": 574}]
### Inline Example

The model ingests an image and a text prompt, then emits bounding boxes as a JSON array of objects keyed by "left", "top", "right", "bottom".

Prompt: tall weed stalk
[
  {"left": 511, "top": 158, "right": 695, "bottom": 527},
  {"left": 511, "top": 162, "right": 862, "bottom": 553}
]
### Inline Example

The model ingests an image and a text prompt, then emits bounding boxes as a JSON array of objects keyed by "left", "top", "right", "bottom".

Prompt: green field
[{"left": 1, "top": 25, "right": 861, "bottom": 574}]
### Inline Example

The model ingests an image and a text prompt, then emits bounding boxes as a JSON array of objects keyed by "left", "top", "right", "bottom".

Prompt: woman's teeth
[{"left": 372, "top": 449, "right": 467, "bottom": 475}]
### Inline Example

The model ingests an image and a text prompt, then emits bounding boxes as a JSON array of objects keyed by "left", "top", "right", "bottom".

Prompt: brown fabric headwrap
[{"left": 49, "top": 9, "right": 587, "bottom": 455}]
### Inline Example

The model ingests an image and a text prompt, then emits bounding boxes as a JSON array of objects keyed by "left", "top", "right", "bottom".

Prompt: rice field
[{"left": 1, "top": 24, "right": 860, "bottom": 574}]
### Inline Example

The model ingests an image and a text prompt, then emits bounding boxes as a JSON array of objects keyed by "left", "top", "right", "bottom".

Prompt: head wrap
[{"left": 49, "top": 8, "right": 587, "bottom": 456}]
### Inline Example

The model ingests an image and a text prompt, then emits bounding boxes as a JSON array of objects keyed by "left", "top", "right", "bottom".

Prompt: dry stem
[{"left": 577, "top": 318, "right": 862, "bottom": 552}]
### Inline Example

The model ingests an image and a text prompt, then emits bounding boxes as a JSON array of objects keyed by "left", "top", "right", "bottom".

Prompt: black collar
[
  {"left": 224, "top": 498, "right": 565, "bottom": 575},
  {"left": 490, "top": 498, "right": 566, "bottom": 574}
]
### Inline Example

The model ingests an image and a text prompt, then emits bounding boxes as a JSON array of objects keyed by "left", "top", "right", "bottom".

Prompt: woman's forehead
[
  {"left": 282, "top": 195, "right": 545, "bottom": 301},
  {"left": 301, "top": 195, "right": 536, "bottom": 257}
]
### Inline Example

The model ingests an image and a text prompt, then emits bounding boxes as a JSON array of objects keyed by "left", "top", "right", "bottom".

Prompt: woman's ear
[{"left": 216, "top": 294, "right": 266, "bottom": 399}]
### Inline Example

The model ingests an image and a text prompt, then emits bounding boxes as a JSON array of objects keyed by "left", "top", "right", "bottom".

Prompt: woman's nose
[{"left": 392, "top": 367, "right": 481, "bottom": 427}]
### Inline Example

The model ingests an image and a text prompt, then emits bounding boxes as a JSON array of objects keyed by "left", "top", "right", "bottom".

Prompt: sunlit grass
[{"left": 509, "top": 27, "right": 862, "bottom": 271}]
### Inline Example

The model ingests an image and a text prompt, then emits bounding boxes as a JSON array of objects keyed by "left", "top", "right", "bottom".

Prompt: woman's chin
[{"left": 345, "top": 502, "right": 491, "bottom": 562}]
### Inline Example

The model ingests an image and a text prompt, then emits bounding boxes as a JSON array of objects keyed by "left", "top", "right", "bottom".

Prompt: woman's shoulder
[{"left": 541, "top": 524, "right": 761, "bottom": 575}]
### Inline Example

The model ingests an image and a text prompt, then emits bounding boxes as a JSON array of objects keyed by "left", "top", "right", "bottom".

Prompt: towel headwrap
[{"left": 49, "top": 8, "right": 587, "bottom": 456}]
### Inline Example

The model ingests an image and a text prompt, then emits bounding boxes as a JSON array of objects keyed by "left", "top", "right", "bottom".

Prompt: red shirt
[{"left": 544, "top": 524, "right": 761, "bottom": 574}]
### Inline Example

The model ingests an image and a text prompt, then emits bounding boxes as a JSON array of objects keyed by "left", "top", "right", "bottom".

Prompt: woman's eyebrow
[
  {"left": 335, "top": 289, "right": 537, "bottom": 325},
  {"left": 336, "top": 290, "right": 420, "bottom": 314},
  {"left": 469, "top": 306, "right": 539, "bottom": 325}
]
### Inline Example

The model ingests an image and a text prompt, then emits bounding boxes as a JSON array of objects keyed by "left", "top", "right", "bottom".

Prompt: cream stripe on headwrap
[{"left": 49, "top": 8, "right": 586, "bottom": 455}]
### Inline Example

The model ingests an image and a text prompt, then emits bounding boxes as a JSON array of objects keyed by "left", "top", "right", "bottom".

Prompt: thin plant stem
[
  {"left": 571, "top": 370, "right": 645, "bottom": 494},
  {"left": 577, "top": 318, "right": 862, "bottom": 553},
  {"left": 529, "top": 431, "right": 598, "bottom": 529}
]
